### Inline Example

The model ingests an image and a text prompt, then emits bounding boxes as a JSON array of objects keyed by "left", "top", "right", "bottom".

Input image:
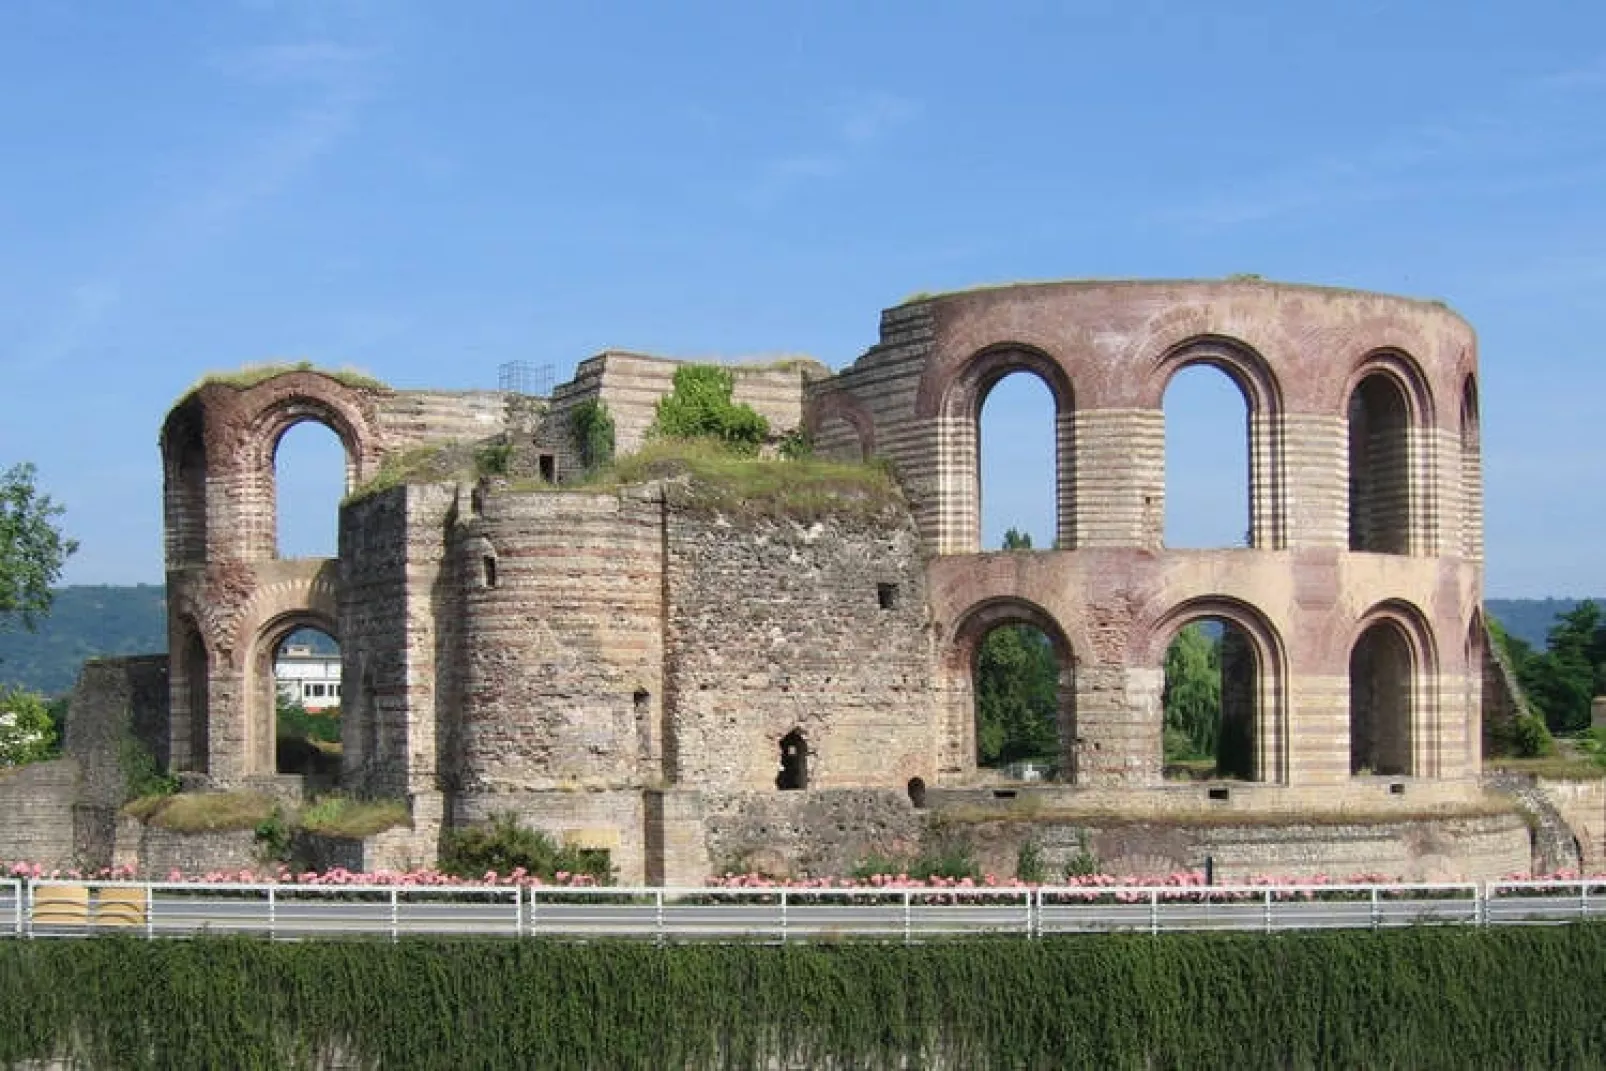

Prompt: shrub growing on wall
[
  {"left": 570, "top": 400, "right": 617, "bottom": 470},
  {"left": 440, "top": 812, "right": 611, "bottom": 883},
  {"left": 649, "top": 365, "right": 769, "bottom": 455}
]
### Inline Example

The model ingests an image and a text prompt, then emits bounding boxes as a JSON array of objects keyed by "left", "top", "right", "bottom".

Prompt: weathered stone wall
[
  {"left": 0, "top": 761, "right": 78, "bottom": 867},
  {"left": 1536, "top": 778, "right": 1606, "bottom": 871},
  {"left": 136, "top": 828, "right": 260, "bottom": 878},
  {"left": 450, "top": 488, "right": 664, "bottom": 794},
  {"left": 65, "top": 656, "right": 171, "bottom": 811},
  {"left": 942, "top": 812, "right": 1529, "bottom": 884},
  {"left": 664, "top": 506, "right": 935, "bottom": 793},
  {"left": 699, "top": 789, "right": 925, "bottom": 879},
  {"left": 339, "top": 482, "right": 460, "bottom": 802}
]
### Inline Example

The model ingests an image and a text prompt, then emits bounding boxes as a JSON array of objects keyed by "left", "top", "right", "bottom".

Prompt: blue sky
[{"left": 1, "top": 1, "right": 1603, "bottom": 596}]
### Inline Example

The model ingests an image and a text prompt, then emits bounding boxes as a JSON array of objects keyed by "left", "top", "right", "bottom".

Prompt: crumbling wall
[{"left": 663, "top": 506, "right": 935, "bottom": 793}]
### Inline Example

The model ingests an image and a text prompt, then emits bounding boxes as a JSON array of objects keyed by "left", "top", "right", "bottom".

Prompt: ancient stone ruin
[{"left": 129, "top": 278, "right": 1530, "bottom": 883}]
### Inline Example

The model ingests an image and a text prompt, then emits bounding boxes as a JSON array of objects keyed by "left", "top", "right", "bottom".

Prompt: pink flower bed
[{"left": 3, "top": 860, "right": 602, "bottom": 887}]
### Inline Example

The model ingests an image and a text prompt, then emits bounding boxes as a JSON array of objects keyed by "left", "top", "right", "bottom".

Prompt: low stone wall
[
  {"left": 0, "top": 760, "right": 78, "bottom": 868},
  {"left": 136, "top": 828, "right": 260, "bottom": 878},
  {"left": 451, "top": 790, "right": 649, "bottom": 885},
  {"left": 1536, "top": 777, "right": 1606, "bottom": 871},
  {"left": 700, "top": 788, "right": 925, "bottom": 880},
  {"left": 939, "top": 812, "right": 1531, "bottom": 883}
]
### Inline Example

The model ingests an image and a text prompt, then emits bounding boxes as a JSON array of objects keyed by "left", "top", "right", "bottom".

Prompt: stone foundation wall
[
  {"left": 699, "top": 788, "right": 925, "bottom": 879},
  {"left": 0, "top": 761, "right": 79, "bottom": 867},
  {"left": 940, "top": 812, "right": 1529, "bottom": 884}
]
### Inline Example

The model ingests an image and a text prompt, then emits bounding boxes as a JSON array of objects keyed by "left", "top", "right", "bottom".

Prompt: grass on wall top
[
  {"left": 191, "top": 361, "right": 387, "bottom": 392},
  {"left": 572, "top": 437, "right": 904, "bottom": 523}
]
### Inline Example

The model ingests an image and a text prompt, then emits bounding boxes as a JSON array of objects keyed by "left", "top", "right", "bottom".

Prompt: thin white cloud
[
  {"left": 1161, "top": 71, "right": 1600, "bottom": 233},
  {"left": 745, "top": 92, "right": 919, "bottom": 211},
  {"left": 8, "top": 18, "right": 383, "bottom": 372}
]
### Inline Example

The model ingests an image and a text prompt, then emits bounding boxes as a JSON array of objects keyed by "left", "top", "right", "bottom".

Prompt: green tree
[
  {"left": 974, "top": 624, "right": 1060, "bottom": 766},
  {"left": 649, "top": 365, "right": 769, "bottom": 454},
  {"left": 1, "top": 463, "right": 78, "bottom": 632},
  {"left": 1521, "top": 601, "right": 1604, "bottom": 733},
  {"left": 1002, "top": 528, "right": 1032, "bottom": 551},
  {"left": 570, "top": 400, "right": 616, "bottom": 469},
  {"left": 1162, "top": 624, "right": 1221, "bottom": 763},
  {"left": 0, "top": 685, "right": 56, "bottom": 766}
]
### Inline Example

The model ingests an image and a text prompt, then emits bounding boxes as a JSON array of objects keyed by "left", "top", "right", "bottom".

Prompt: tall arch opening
[
  {"left": 1160, "top": 620, "right": 1260, "bottom": 780},
  {"left": 979, "top": 372, "right": 1058, "bottom": 551},
  {"left": 253, "top": 619, "right": 343, "bottom": 780},
  {"left": 274, "top": 421, "right": 350, "bottom": 559},
  {"left": 1348, "top": 373, "right": 1412, "bottom": 554},
  {"left": 934, "top": 346, "right": 1074, "bottom": 554},
  {"left": 1465, "top": 612, "right": 1484, "bottom": 770},
  {"left": 1350, "top": 620, "right": 1414, "bottom": 775},
  {"left": 177, "top": 626, "right": 209, "bottom": 774},
  {"left": 950, "top": 599, "right": 1076, "bottom": 782},
  {"left": 162, "top": 407, "right": 208, "bottom": 566},
  {"left": 1163, "top": 365, "right": 1251, "bottom": 548}
]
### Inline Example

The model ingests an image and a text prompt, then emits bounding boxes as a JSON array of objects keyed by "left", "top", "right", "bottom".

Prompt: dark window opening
[
  {"left": 1348, "top": 374, "right": 1411, "bottom": 554},
  {"left": 1350, "top": 621, "right": 1413, "bottom": 775},
  {"left": 470, "top": 487, "right": 485, "bottom": 516},
  {"left": 633, "top": 689, "right": 649, "bottom": 714},
  {"left": 482, "top": 556, "right": 498, "bottom": 589},
  {"left": 877, "top": 582, "right": 899, "bottom": 610},
  {"left": 776, "top": 729, "right": 809, "bottom": 790},
  {"left": 1207, "top": 786, "right": 1230, "bottom": 801},
  {"left": 538, "top": 453, "right": 556, "bottom": 483},
  {"left": 907, "top": 777, "right": 927, "bottom": 809}
]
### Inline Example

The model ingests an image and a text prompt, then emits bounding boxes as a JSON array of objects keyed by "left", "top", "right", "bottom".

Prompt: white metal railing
[{"left": 6, "top": 878, "right": 1605, "bottom": 941}]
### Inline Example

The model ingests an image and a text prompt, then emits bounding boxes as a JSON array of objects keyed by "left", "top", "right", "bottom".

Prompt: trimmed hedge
[{"left": 1, "top": 927, "right": 1604, "bottom": 1068}]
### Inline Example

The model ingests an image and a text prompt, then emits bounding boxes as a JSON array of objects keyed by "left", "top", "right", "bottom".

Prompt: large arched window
[
  {"left": 948, "top": 599, "right": 1076, "bottom": 783},
  {"left": 1348, "top": 373, "right": 1412, "bottom": 554},
  {"left": 979, "top": 372, "right": 1059, "bottom": 551},
  {"left": 1163, "top": 366, "right": 1251, "bottom": 548},
  {"left": 1148, "top": 598, "right": 1286, "bottom": 784},
  {"left": 269, "top": 624, "right": 343, "bottom": 779},
  {"left": 176, "top": 625, "right": 208, "bottom": 774},
  {"left": 1161, "top": 620, "right": 1259, "bottom": 780},
  {"left": 935, "top": 346, "right": 1075, "bottom": 554},
  {"left": 1350, "top": 619, "right": 1415, "bottom": 775},
  {"left": 274, "top": 421, "right": 349, "bottom": 559}
]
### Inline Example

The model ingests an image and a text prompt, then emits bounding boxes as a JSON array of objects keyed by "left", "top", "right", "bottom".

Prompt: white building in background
[{"left": 274, "top": 644, "right": 343, "bottom": 711}]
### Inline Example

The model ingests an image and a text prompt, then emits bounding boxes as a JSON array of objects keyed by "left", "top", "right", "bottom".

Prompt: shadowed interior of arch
[
  {"left": 1161, "top": 618, "right": 1258, "bottom": 781},
  {"left": 272, "top": 626, "right": 343, "bottom": 779},
  {"left": 275, "top": 420, "right": 348, "bottom": 559},
  {"left": 1348, "top": 373, "right": 1411, "bottom": 554},
  {"left": 978, "top": 372, "right": 1057, "bottom": 551},
  {"left": 973, "top": 619, "right": 1072, "bottom": 781},
  {"left": 1350, "top": 620, "right": 1412, "bottom": 776}
]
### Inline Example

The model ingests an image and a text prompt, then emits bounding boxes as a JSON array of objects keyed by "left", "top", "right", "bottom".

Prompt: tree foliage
[
  {"left": 570, "top": 399, "right": 616, "bottom": 469},
  {"left": 1496, "top": 601, "right": 1606, "bottom": 734},
  {"left": 974, "top": 530, "right": 1060, "bottom": 767},
  {"left": 440, "top": 812, "right": 612, "bottom": 884},
  {"left": 0, "top": 463, "right": 78, "bottom": 632},
  {"left": 0, "top": 685, "right": 56, "bottom": 766},
  {"left": 1162, "top": 624, "right": 1221, "bottom": 762},
  {"left": 649, "top": 365, "right": 769, "bottom": 454}
]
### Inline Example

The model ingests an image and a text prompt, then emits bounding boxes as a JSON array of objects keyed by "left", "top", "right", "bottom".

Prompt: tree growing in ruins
[
  {"left": 649, "top": 365, "right": 769, "bottom": 455},
  {"left": 0, "top": 463, "right": 78, "bottom": 633},
  {"left": 975, "top": 529, "right": 1060, "bottom": 767}
]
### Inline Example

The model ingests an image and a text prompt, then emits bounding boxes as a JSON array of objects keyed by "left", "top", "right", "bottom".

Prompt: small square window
[{"left": 877, "top": 582, "right": 899, "bottom": 610}]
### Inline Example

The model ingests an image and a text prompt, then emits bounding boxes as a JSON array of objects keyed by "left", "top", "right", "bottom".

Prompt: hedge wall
[{"left": 1, "top": 927, "right": 1604, "bottom": 1069}]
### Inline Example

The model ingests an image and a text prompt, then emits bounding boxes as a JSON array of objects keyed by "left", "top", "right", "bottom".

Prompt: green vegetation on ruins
[
  {"left": 575, "top": 438, "right": 901, "bottom": 522},
  {"left": 189, "top": 361, "right": 386, "bottom": 393}
]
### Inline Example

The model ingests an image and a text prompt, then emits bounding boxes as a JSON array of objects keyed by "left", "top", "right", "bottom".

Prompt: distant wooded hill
[
  {"left": 0, "top": 586, "right": 1595, "bottom": 697},
  {"left": 0, "top": 585, "right": 334, "bottom": 696}
]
